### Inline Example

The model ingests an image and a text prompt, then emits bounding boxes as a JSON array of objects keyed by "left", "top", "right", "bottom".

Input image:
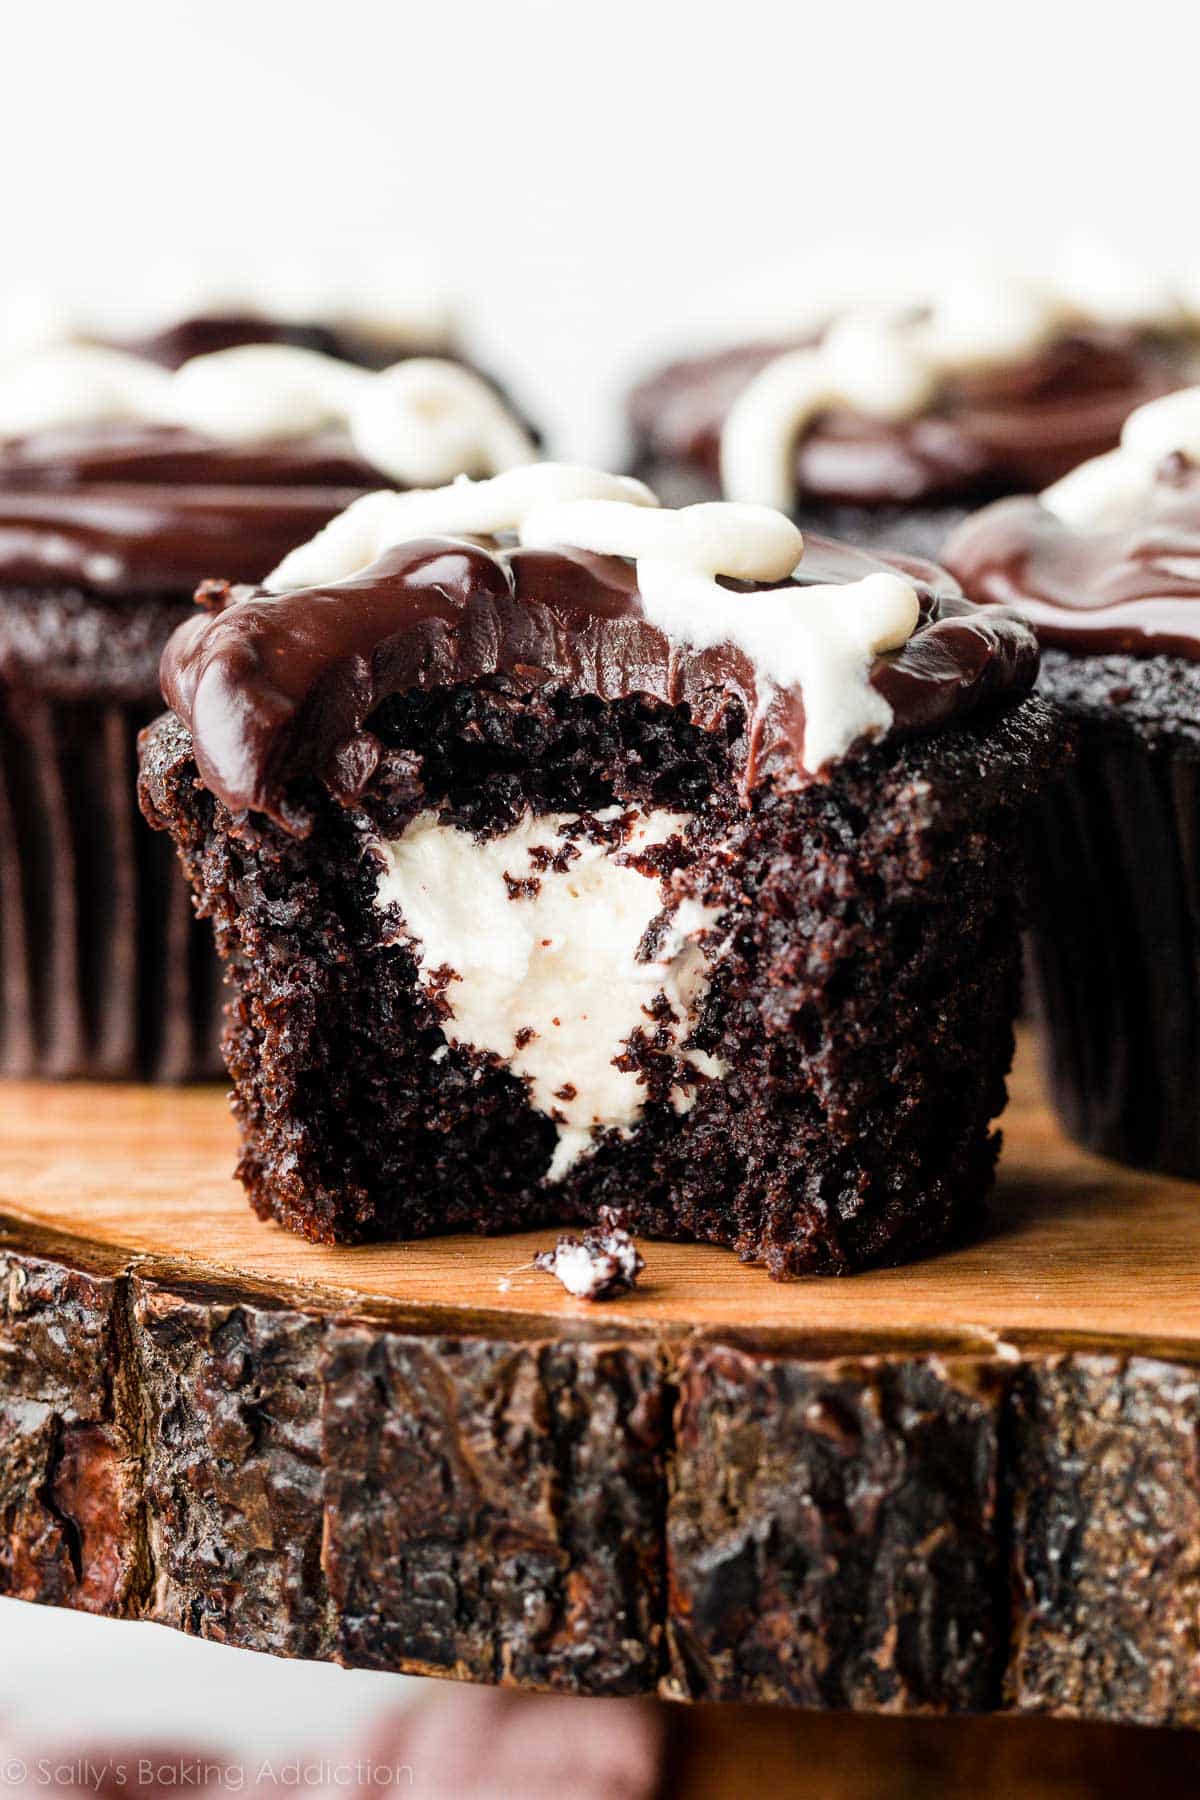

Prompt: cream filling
[{"left": 372, "top": 806, "right": 726, "bottom": 1179}]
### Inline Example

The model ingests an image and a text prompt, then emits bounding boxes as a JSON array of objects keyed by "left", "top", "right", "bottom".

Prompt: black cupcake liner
[
  {"left": 1024, "top": 724, "right": 1200, "bottom": 1176},
  {"left": 0, "top": 690, "right": 224, "bottom": 1081}
]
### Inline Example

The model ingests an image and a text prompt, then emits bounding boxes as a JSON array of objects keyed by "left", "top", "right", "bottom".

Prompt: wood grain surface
[{"left": 1, "top": 1028, "right": 1198, "bottom": 1726}]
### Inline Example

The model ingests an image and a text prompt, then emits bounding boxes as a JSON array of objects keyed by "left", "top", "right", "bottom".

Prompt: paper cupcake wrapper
[
  {"left": 1025, "top": 726, "right": 1200, "bottom": 1177},
  {"left": 0, "top": 692, "right": 224, "bottom": 1081}
]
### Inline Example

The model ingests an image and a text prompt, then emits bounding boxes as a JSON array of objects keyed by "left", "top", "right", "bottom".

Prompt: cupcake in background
[
  {"left": 627, "top": 249, "right": 1200, "bottom": 563},
  {"left": 0, "top": 338, "right": 538, "bottom": 1082},
  {"left": 104, "top": 264, "right": 457, "bottom": 373},
  {"left": 0, "top": 253, "right": 460, "bottom": 372},
  {"left": 944, "top": 385, "right": 1200, "bottom": 1177}
]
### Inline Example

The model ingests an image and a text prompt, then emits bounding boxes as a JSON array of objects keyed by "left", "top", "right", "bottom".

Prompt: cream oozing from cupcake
[
  {"left": 374, "top": 804, "right": 726, "bottom": 1179},
  {"left": 0, "top": 345, "right": 536, "bottom": 487},
  {"left": 265, "top": 463, "right": 921, "bottom": 774},
  {"left": 720, "top": 261, "right": 1198, "bottom": 513}
]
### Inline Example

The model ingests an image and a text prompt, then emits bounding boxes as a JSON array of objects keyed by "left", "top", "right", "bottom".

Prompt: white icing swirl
[
  {"left": 266, "top": 465, "right": 654, "bottom": 591},
  {"left": 161, "top": 262, "right": 455, "bottom": 347},
  {"left": 349, "top": 359, "right": 537, "bottom": 488},
  {"left": 0, "top": 261, "right": 456, "bottom": 355},
  {"left": 519, "top": 495, "right": 917, "bottom": 772},
  {"left": 1042, "top": 386, "right": 1200, "bottom": 529},
  {"left": 720, "top": 266, "right": 1197, "bottom": 513},
  {"left": 1051, "top": 240, "right": 1188, "bottom": 333},
  {"left": 168, "top": 345, "right": 366, "bottom": 443},
  {"left": 266, "top": 464, "right": 920, "bottom": 775},
  {"left": 0, "top": 344, "right": 537, "bottom": 488},
  {"left": 0, "top": 346, "right": 174, "bottom": 437}
]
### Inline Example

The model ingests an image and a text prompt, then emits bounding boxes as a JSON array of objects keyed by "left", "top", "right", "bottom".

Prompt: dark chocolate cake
[
  {"left": 628, "top": 273, "right": 1199, "bottom": 561},
  {"left": 0, "top": 345, "right": 537, "bottom": 1081},
  {"left": 141, "top": 465, "right": 1060, "bottom": 1273},
  {"left": 945, "top": 386, "right": 1200, "bottom": 1177}
]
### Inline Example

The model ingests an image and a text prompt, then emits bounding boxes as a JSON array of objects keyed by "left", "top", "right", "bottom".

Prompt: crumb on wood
[{"left": 533, "top": 1206, "right": 645, "bottom": 1301}]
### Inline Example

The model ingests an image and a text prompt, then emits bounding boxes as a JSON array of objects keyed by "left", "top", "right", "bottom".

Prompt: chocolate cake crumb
[
  {"left": 503, "top": 871, "right": 542, "bottom": 900},
  {"left": 561, "top": 810, "right": 636, "bottom": 849},
  {"left": 534, "top": 1207, "right": 645, "bottom": 1301},
  {"left": 194, "top": 578, "right": 234, "bottom": 615},
  {"left": 617, "top": 835, "right": 690, "bottom": 880},
  {"left": 529, "top": 839, "right": 580, "bottom": 874}
]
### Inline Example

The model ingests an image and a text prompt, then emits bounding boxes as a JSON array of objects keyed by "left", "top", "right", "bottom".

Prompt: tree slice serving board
[{"left": 1, "top": 1027, "right": 1198, "bottom": 1727}]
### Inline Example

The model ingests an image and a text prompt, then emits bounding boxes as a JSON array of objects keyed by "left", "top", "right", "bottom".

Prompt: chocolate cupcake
[
  {"left": 0, "top": 344, "right": 537, "bottom": 1081},
  {"left": 141, "top": 465, "right": 1060, "bottom": 1274},
  {"left": 628, "top": 272, "right": 1199, "bottom": 563},
  {"left": 2, "top": 264, "right": 461, "bottom": 372},
  {"left": 944, "top": 386, "right": 1200, "bottom": 1176}
]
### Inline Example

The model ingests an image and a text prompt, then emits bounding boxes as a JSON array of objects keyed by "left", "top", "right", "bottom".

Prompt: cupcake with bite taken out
[
  {"left": 944, "top": 385, "right": 1200, "bottom": 1176},
  {"left": 0, "top": 340, "right": 537, "bottom": 1081},
  {"left": 140, "top": 463, "right": 1062, "bottom": 1275}
]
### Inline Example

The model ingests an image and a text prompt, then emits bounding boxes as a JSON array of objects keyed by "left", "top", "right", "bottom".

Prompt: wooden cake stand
[{"left": 1, "top": 1029, "right": 1198, "bottom": 1730}]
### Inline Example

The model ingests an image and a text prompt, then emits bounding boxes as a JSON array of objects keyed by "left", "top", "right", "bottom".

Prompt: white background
[
  {"left": 2, "top": 0, "right": 1198, "bottom": 1752},
  {"left": 7, "top": 0, "right": 1200, "bottom": 460}
]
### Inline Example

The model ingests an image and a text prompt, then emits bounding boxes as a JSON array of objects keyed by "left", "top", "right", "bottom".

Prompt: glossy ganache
[
  {"left": 161, "top": 532, "right": 1039, "bottom": 824},
  {"left": 0, "top": 424, "right": 380, "bottom": 595},
  {"left": 0, "top": 422, "right": 379, "bottom": 491},
  {"left": 629, "top": 327, "right": 1190, "bottom": 507},
  {"left": 943, "top": 455, "right": 1200, "bottom": 659}
]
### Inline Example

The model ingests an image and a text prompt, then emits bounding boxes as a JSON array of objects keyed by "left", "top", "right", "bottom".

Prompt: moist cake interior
[{"left": 146, "top": 673, "right": 1049, "bottom": 1275}]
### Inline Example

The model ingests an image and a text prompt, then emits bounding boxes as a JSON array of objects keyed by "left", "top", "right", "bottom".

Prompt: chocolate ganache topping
[
  {"left": 160, "top": 468, "right": 1039, "bottom": 826},
  {"left": 0, "top": 427, "right": 374, "bottom": 595},
  {"left": 944, "top": 387, "right": 1200, "bottom": 658},
  {"left": 0, "top": 344, "right": 537, "bottom": 596},
  {"left": 0, "top": 423, "right": 379, "bottom": 491},
  {"left": 0, "top": 481, "right": 369, "bottom": 595},
  {"left": 630, "top": 324, "right": 1192, "bottom": 510}
]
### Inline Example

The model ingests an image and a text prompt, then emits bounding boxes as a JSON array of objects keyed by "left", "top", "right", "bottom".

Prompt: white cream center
[{"left": 373, "top": 806, "right": 726, "bottom": 1179}]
